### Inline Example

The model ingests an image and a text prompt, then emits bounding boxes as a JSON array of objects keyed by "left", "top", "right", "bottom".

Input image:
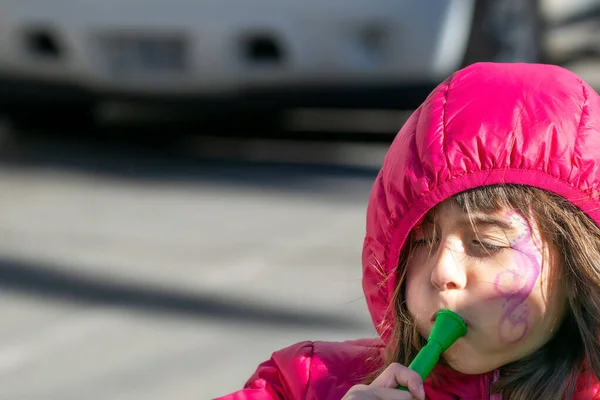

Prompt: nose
[{"left": 430, "top": 243, "right": 467, "bottom": 291}]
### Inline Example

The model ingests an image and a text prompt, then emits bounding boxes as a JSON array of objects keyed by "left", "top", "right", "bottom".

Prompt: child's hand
[{"left": 342, "top": 363, "right": 425, "bottom": 400}]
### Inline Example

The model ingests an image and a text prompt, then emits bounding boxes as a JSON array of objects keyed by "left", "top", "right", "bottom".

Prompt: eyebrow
[
  {"left": 420, "top": 213, "right": 516, "bottom": 231},
  {"left": 456, "top": 215, "right": 516, "bottom": 231}
]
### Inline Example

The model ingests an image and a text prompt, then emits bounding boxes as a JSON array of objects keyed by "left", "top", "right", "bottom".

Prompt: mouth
[{"left": 430, "top": 310, "right": 471, "bottom": 330}]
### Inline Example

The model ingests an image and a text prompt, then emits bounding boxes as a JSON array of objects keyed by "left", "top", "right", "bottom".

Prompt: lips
[{"left": 430, "top": 310, "right": 471, "bottom": 329}]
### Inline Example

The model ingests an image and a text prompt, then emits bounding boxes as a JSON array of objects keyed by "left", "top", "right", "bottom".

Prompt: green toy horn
[{"left": 397, "top": 310, "right": 467, "bottom": 391}]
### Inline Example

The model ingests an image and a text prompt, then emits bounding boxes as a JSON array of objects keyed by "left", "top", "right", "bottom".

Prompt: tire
[{"left": 463, "top": 0, "right": 544, "bottom": 66}]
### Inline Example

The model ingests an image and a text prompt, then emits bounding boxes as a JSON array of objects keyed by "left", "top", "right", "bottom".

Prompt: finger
[
  {"left": 342, "top": 385, "right": 376, "bottom": 400},
  {"left": 370, "top": 387, "right": 421, "bottom": 400},
  {"left": 370, "top": 364, "right": 425, "bottom": 399},
  {"left": 342, "top": 386, "right": 415, "bottom": 400}
]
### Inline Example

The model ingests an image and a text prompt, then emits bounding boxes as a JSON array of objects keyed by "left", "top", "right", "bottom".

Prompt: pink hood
[{"left": 363, "top": 62, "right": 600, "bottom": 341}]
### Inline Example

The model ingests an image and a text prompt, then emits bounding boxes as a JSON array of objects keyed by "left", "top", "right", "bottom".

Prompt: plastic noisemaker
[{"left": 397, "top": 310, "right": 467, "bottom": 391}]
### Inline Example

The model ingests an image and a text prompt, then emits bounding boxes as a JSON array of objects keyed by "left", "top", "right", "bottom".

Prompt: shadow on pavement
[
  {"left": 0, "top": 123, "right": 381, "bottom": 191},
  {"left": 0, "top": 256, "right": 366, "bottom": 330}
]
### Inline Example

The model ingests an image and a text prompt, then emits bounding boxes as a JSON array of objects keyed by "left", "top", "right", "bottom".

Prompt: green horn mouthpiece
[{"left": 397, "top": 309, "right": 467, "bottom": 391}]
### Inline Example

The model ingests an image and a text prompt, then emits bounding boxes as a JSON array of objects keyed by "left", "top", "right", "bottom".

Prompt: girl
[{"left": 216, "top": 62, "right": 600, "bottom": 399}]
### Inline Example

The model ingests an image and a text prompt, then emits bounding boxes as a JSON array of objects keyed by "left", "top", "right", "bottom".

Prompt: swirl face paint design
[{"left": 494, "top": 212, "right": 542, "bottom": 343}]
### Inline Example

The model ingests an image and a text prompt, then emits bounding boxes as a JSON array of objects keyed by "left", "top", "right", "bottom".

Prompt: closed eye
[{"left": 468, "top": 240, "right": 503, "bottom": 257}]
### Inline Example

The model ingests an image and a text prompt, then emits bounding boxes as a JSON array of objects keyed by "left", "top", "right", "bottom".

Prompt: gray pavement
[{"left": 0, "top": 136, "right": 385, "bottom": 399}]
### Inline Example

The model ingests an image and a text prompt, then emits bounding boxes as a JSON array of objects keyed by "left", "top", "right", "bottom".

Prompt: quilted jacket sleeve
[{"left": 214, "top": 341, "right": 314, "bottom": 400}]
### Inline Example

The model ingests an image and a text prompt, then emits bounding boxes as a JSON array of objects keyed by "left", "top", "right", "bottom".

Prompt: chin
[
  {"left": 443, "top": 359, "right": 495, "bottom": 375},
  {"left": 441, "top": 346, "right": 500, "bottom": 375}
]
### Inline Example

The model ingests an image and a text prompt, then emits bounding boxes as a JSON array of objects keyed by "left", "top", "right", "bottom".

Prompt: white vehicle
[{"left": 0, "top": 0, "right": 541, "bottom": 128}]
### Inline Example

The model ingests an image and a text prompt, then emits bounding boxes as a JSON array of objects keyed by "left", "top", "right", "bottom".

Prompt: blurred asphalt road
[{"left": 0, "top": 133, "right": 384, "bottom": 400}]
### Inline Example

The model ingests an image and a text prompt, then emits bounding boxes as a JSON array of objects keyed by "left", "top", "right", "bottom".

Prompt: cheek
[
  {"left": 404, "top": 259, "right": 428, "bottom": 312},
  {"left": 404, "top": 267, "right": 418, "bottom": 308},
  {"left": 489, "top": 214, "right": 544, "bottom": 344}
]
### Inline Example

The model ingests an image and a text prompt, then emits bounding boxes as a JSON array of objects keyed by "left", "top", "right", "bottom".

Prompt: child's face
[{"left": 404, "top": 199, "right": 567, "bottom": 374}]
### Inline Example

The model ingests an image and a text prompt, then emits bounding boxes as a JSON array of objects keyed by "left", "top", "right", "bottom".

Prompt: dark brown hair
[{"left": 365, "top": 185, "right": 600, "bottom": 399}]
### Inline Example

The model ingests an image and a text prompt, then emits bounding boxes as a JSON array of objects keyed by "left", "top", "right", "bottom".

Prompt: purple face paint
[{"left": 493, "top": 212, "right": 542, "bottom": 343}]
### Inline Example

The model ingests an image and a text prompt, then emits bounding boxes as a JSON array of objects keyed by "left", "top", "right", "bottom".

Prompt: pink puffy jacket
[{"left": 216, "top": 63, "right": 600, "bottom": 399}]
